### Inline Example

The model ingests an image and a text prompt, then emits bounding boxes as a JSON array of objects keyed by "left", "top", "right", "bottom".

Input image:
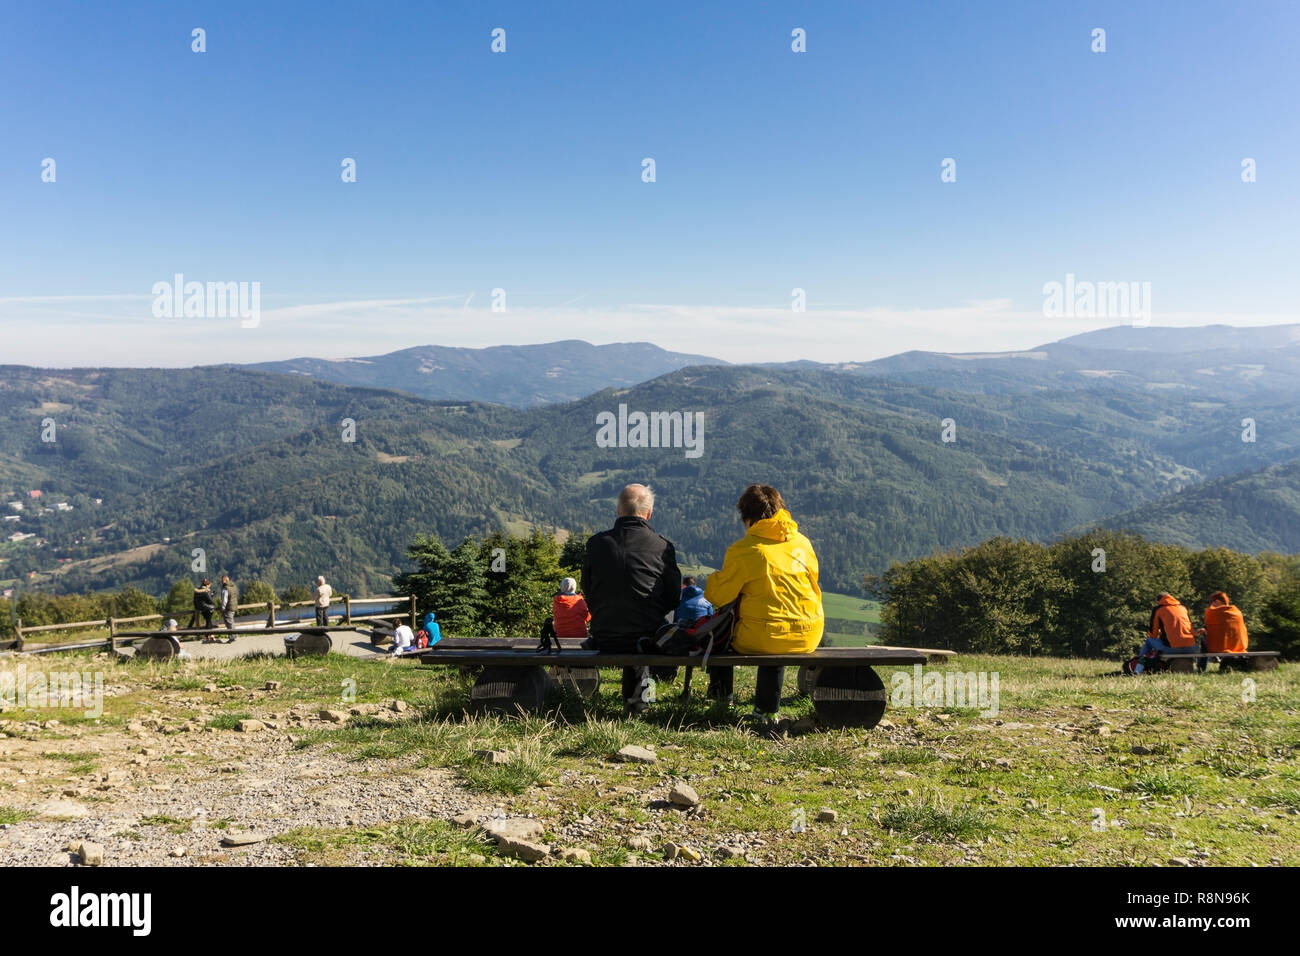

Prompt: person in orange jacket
[
  {"left": 552, "top": 577, "right": 591, "bottom": 640},
  {"left": 1195, "top": 591, "right": 1248, "bottom": 672},
  {"left": 1133, "top": 592, "right": 1199, "bottom": 673}
]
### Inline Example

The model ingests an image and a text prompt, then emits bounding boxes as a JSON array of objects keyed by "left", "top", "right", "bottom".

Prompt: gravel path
[
  {"left": 0, "top": 698, "right": 501, "bottom": 866},
  {"left": 117, "top": 627, "right": 396, "bottom": 662}
]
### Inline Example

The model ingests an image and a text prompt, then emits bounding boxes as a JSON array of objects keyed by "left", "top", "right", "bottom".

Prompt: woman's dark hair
[
  {"left": 1209, "top": 591, "right": 1230, "bottom": 606},
  {"left": 736, "top": 484, "right": 786, "bottom": 526}
]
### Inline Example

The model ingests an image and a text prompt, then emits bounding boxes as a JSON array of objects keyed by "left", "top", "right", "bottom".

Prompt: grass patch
[
  {"left": 205, "top": 711, "right": 253, "bottom": 730},
  {"left": 1130, "top": 770, "right": 1199, "bottom": 797},
  {"left": 41, "top": 750, "right": 100, "bottom": 774},
  {"left": 880, "top": 793, "right": 994, "bottom": 840},
  {"left": 0, "top": 807, "right": 34, "bottom": 825},
  {"left": 275, "top": 819, "right": 494, "bottom": 866},
  {"left": 556, "top": 719, "right": 641, "bottom": 757},
  {"left": 457, "top": 737, "right": 555, "bottom": 795},
  {"left": 777, "top": 738, "right": 852, "bottom": 769},
  {"left": 138, "top": 813, "right": 193, "bottom": 833},
  {"left": 879, "top": 747, "right": 938, "bottom": 766}
]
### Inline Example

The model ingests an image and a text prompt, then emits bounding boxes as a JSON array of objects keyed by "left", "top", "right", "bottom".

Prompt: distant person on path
[
  {"left": 552, "top": 577, "right": 591, "bottom": 641},
  {"left": 1195, "top": 591, "right": 1249, "bottom": 672},
  {"left": 390, "top": 620, "right": 415, "bottom": 655},
  {"left": 219, "top": 575, "right": 239, "bottom": 644},
  {"left": 313, "top": 575, "right": 333, "bottom": 626},
  {"left": 582, "top": 483, "right": 682, "bottom": 715},
  {"left": 703, "top": 484, "right": 824, "bottom": 726},
  {"left": 164, "top": 618, "right": 183, "bottom": 657},
  {"left": 193, "top": 578, "right": 216, "bottom": 636},
  {"left": 675, "top": 576, "right": 713, "bottom": 626},
  {"left": 1133, "top": 592, "right": 1199, "bottom": 673}
]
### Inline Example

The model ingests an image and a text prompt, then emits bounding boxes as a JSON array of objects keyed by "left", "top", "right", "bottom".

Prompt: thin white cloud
[{"left": 0, "top": 293, "right": 1294, "bottom": 367}]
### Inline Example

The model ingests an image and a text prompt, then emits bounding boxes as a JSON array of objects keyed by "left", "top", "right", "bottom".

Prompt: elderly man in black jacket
[{"left": 582, "top": 483, "right": 682, "bottom": 715}]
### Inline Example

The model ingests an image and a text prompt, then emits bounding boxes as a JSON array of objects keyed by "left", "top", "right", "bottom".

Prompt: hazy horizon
[{"left": 3, "top": 316, "right": 1298, "bottom": 371}]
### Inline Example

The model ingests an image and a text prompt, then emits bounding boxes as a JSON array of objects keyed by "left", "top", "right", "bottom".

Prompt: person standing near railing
[
  {"left": 313, "top": 575, "right": 333, "bottom": 626},
  {"left": 193, "top": 578, "right": 216, "bottom": 636},
  {"left": 219, "top": 574, "right": 239, "bottom": 644}
]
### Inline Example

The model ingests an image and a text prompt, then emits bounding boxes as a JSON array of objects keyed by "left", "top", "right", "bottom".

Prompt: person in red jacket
[
  {"left": 1133, "top": 592, "right": 1199, "bottom": 673},
  {"left": 552, "top": 577, "right": 591, "bottom": 640}
]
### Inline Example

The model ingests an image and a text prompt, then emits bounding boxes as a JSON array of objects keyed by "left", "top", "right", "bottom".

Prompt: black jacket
[
  {"left": 193, "top": 586, "right": 216, "bottom": 613},
  {"left": 582, "top": 516, "right": 681, "bottom": 648}
]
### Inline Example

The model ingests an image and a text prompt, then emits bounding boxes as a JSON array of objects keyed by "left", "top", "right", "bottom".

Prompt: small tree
[
  {"left": 241, "top": 579, "right": 277, "bottom": 608},
  {"left": 279, "top": 584, "right": 312, "bottom": 605},
  {"left": 112, "top": 585, "right": 159, "bottom": 619},
  {"left": 560, "top": 529, "right": 589, "bottom": 577},
  {"left": 394, "top": 534, "right": 486, "bottom": 636},
  {"left": 162, "top": 579, "right": 194, "bottom": 617},
  {"left": 1258, "top": 577, "right": 1300, "bottom": 660}
]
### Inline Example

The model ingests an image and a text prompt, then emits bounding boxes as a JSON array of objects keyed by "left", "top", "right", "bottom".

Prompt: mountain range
[
  {"left": 2, "top": 324, "right": 1297, "bottom": 597},
  {"left": 243, "top": 341, "right": 726, "bottom": 408}
]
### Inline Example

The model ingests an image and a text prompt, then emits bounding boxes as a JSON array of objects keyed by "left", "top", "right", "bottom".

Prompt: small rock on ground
[
  {"left": 669, "top": 783, "right": 700, "bottom": 807},
  {"left": 615, "top": 745, "right": 657, "bottom": 764}
]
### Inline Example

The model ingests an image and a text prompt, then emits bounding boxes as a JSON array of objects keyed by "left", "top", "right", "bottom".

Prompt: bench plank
[
  {"left": 420, "top": 647, "right": 928, "bottom": 668},
  {"left": 1165, "top": 651, "right": 1279, "bottom": 673}
]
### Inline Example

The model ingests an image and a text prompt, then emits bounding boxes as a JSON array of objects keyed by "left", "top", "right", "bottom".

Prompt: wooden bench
[
  {"left": 419, "top": 645, "right": 930, "bottom": 728},
  {"left": 1162, "top": 650, "right": 1280, "bottom": 673},
  {"left": 425, "top": 640, "right": 955, "bottom": 711}
]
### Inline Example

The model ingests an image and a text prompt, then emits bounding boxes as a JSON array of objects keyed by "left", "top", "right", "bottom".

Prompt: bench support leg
[
  {"left": 796, "top": 665, "right": 821, "bottom": 696},
  {"left": 293, "top": 630, "right": 333, "bottom": 657},
  {"left": 471, "top": 666, "right": 553, "bottom": 715},
  {"left": 135, "top": 636, "right": 177, "bottom": 662},
  {"left": 550, "top": 666, "right": 601, "bottom": 698},
  {"left": 811, "top": 665, "right": 887, "bottom": 729}
]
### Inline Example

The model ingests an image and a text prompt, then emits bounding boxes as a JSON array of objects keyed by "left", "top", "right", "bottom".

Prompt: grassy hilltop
[{"left": 2, "top": 650, "right": 1296, "bottom": 867}]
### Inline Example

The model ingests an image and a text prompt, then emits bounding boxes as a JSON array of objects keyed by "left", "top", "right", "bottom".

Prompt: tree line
[
  {"left": 865, "top": 530, "right": 1300, "bottom": 659},
  {"left": 7, "top": 526, "right": 1299, "bottom": 662}
]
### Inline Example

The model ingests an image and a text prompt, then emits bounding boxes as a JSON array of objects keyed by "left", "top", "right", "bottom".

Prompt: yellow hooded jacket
[{"left": 702, "top": 509, "right": 825, "bottom": 654}]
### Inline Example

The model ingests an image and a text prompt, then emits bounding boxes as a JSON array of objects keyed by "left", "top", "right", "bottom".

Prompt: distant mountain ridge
[
  {"left": 242, "top": 341, "right": 726, "bottom": 408},
  {"left": 800, "top": 323, "right": 1300, "bottom": 400},
  {"left": 1098, "top": 460, "right": 1300, "bottom": 554}
]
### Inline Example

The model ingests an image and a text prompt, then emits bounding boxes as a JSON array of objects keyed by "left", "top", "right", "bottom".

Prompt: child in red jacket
[{"left": 552, "top": 577, "right": 591, "bottom": 639}]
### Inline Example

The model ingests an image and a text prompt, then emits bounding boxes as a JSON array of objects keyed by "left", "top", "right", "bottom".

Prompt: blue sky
[{"left": 1, "top": 0, "right": 1296, "bottom": 365}]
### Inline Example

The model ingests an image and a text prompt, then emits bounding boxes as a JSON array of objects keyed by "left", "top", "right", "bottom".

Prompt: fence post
[
  {"left": 15, "top": 617, "right": 23, "bottom": 652},
  {"left": 107, "top": 616, "right": 116, "bottom": 653},
  {"left": 343, "top": 595, "right": 351, "bottom": 624},
  {"left": 266, "top": 601, "right": 276, "bottom": 628},
  {"left": 409, "top": 594, "right": 416, "bottom": 629}
]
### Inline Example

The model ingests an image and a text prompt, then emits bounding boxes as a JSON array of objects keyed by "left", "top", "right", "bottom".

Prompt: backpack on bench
[{"left": 638, "top": 602, "right": 737, "bottom": 666}]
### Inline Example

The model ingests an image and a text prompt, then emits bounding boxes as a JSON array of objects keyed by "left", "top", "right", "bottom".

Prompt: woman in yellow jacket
[{"left": 703, "top": 484, "right": 824, "bottom": 717}]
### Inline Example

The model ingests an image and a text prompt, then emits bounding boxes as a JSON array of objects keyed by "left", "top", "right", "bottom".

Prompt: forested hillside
[
  {"left": 243, "top": 340, "right": 725, "bottom": 408},
  {"left": 3, "top": 325, "right": 1299, "bottom": 599}
]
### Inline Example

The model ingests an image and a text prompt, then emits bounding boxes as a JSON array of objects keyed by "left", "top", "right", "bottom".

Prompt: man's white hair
[{"left": 617, "top": 483, "right": 655, "bottom": 517}]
